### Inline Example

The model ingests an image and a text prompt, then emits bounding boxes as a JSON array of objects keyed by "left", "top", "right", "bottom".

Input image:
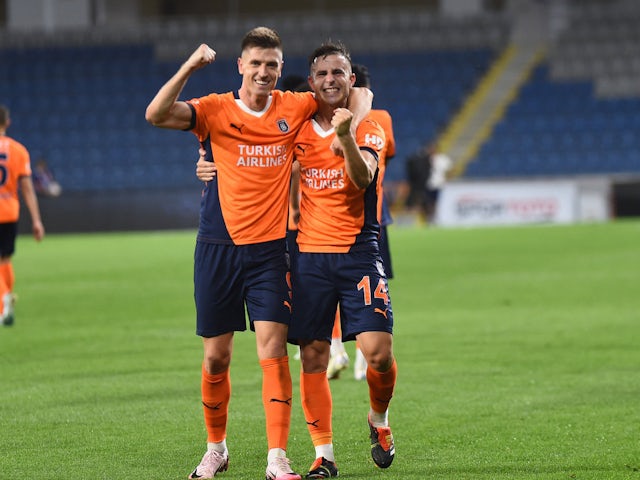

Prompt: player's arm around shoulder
[
  {"left": 195, "top": 147, "right": 217, "bottom": 183},
  {"left": 348, "top": 87, "right": 373, "bottom": 127},
  {"left": 333, "top": 108, "right": 377, "bottom": 189}
]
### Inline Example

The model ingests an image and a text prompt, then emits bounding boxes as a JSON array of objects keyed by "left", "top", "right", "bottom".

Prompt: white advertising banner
[{"left": 436, "top": 180, "right": 579, "bottom": 227}]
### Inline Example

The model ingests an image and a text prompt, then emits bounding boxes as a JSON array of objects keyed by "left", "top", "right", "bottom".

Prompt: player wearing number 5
[
  {"left": 0, "top": 105, "right": 45, "bottom": 326},
  {"left": 288, "top": 43, "right": 397, "bottom": 477}
]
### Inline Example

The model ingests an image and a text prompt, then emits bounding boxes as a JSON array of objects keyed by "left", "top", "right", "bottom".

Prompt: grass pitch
[{"left": 1, "top": 220, "right": 638, "bottom": 479}]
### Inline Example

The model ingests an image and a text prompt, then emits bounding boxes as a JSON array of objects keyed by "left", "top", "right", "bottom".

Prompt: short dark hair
[
  {"left": 0, "top": 105, "right": 9, "bottom": 126},
  {"left": 308, "top": 41, "right": 352, "bottom": 70},
  {"left": 281, "top": 74, "right": 307, "bottom": 92},
  {"left": 241, "top": 26, "right": 282, "bottom": 52},
  {"left": 352, "top": 63, "right": 370, "bottom": 88}
]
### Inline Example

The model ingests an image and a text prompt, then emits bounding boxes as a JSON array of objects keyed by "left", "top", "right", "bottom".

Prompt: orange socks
[
  {"left": 301, "top": 371, "right": 333, "bottom": 447},
  {"left": 0, "top": 262, "right": 14, "bottom": 292},
  {"left": 202, "top": 358, "right": 293, "bottom": 449},
  {"left": 201, "top": 364, "right": 231, "bottom": 443},
  {"left": 366, "top": 359, "right": 397, "bottom": 414},
  {"left": 260, "top": 357, "right": 293, "bottom": 450},
  {"left": 0, "top": 262, "right": 14, "bottom": 314}
]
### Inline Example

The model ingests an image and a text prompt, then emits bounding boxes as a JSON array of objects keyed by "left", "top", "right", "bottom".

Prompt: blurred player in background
[
  {"left": 327, "top": 63, "right": 397, "bottom": 381},
  {"left": 32, "top": 157, "right": 62, "bottom": 197},
  {"left": 0, "top": 105, "right": 45, "bottom": 326},
  {"left": 146, "top": 26, "right": 371, "bottom": 480},
  {"left": 425, "top": 141, "right": 453, "bottom": 225},
  {"left": 280, "top": 74, "right": 309, "bottom": 93}
]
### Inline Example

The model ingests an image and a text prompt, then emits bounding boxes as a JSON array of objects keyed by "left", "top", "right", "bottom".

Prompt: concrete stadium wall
[
  {"left": 18, "top": 178, "right": 638, "bottom": 236},
  {"left": 19, "top": 188, "right": 201, "bottom": 235},
  {"left": 613, "top": 179, "right": 640, "bottom": 218}
]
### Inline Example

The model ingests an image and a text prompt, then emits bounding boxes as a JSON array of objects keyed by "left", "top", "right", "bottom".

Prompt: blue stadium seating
[
  {"left": 467, "top": 65, "right": 640, "bottom": 178},
  {"left": 7, "top": 42, "right": 637, "bottom": 192},
  {"left": 2, "top": 44, "right": 494, "bottom": 191},
  {"left": 356, "top": 49, "right": 495, "bottom": 181}
]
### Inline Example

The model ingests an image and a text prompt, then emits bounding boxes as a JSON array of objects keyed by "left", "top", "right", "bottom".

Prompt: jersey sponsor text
[
  {"left": 301, "top": 167, "right": 345, "bottom": 190},
  {"left": 237, "top": 144, "right": 288, "bottom": 168}
]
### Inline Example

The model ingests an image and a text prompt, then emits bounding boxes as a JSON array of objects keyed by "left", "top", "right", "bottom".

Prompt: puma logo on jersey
[
  {"left": 230, "top": 123, "right": 244, "bottom": 134},
  {"left": 374, "top": 307, "right": 389, "bottom": 319}
]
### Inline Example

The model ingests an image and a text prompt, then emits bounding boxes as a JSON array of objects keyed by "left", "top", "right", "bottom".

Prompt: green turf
[{"left": 1, "top": 221, "right": 638, "bottom": 479}]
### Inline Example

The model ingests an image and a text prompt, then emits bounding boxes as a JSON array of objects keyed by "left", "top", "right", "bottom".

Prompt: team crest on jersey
[{"left": 277, "top": 119, "right": 290, "bottom": 133}]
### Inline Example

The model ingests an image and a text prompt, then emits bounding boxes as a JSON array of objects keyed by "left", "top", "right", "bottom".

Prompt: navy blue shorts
[
  {"left": 0, "top": 222, "right": 18, "bottom": 257},
  {"left": 379, "top": 225, "right": 394, "bottom": 279},
  {"left": 194, "top": 239, "right": 292, "bottom": 337},
  {"left": 286, "top": 229, "right": 299, "bottom": 276},
  {"left": 289, "top": 250, "right": 394, "bottom": 343}
]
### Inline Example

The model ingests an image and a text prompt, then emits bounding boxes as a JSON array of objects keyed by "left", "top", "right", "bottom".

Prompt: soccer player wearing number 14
[{"left": 288, "top": 43, "right": 397, "bottom": 478}]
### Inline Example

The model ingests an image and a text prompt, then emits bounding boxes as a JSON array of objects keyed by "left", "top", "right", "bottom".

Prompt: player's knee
[
  {"left": 255, "top": 322, "right": 288, "bottom": 358},
  {"left": 205, "top": 357, "right": 231, "bottom": 373},
  {"left": 203, "top": 349, "right": 232, "bottom": 374},
  {"left": 300, "top": 341, "right": 330, "bottom": 373},
  {"left": 366, "top": 351, "right": 394, "bottom": 372}
]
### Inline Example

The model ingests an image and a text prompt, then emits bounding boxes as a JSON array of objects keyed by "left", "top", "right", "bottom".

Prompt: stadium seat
[{"left": 464, "top": 63, "right": 640, "bottom": 179}]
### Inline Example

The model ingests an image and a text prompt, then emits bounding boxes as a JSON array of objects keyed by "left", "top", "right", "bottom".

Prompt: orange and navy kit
[
  {"left": 368, "top": 108, "right": 396, "bottom": 279},
  {"left": 187, "top": 90, "right": 316, "bottom": 337},
  {"left": 185, "top": 89, "right": 318, "bottom": 459},
  {"left": 188, "top": 90, "right": 316, "bottom": 245},
  {"left": 289, "top": 116, "right": 394, "bottom": 343},
  {"left": 368, "top": 109, "right": 395, "bottom": 226},
  {"left": 294, "top": 117, "right": 386, "bottom": 253},
  {"left": 0, "top": 136, "right": 31, "bottom": 224}
]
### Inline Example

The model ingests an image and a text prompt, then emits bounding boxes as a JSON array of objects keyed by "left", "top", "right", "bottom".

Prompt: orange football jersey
[
  {"left": 294, "top": 117, "right": 385, "bottom": 253},
  {"left": 368, "top": 109, "right": 395, "bottom": 164},
  {"left": 368, "top": 109, "right": 395, "bottom": 222},
  {"left": 0, "top": 136, "right": 32, "bottom": 223},
  {"left": 188, "top": 90, "right": 316, "bottom": 245}
]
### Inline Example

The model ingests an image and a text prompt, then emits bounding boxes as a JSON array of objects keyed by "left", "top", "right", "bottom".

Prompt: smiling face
[
  {"left": 237, "top": 46, "right": 283, "bottom": 99},
  {"left": 309, "top": 53, "right": 354, "bottom": 109}
]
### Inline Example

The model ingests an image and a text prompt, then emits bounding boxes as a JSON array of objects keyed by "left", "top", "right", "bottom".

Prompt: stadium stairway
[
  {"left": 467, "top": 66, "right": 640, "bottom": 178},
  {"left": 436, "top": 1, "right": 550, "bottom": 179},
  {"left": 438, "top": 43, "right": 545, "bottom": 178},
  {"left": 462, "top": 0, "right": 640, "bottom": 180}
]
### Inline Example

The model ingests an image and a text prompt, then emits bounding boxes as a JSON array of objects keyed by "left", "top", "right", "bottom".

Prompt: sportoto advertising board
[{"left": 435, "top": 180, "right": 580, "bottom": 227}]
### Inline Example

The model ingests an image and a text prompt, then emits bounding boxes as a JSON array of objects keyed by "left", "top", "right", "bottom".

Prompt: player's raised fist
[
  {"left": 187, "top": 44, "right": 216, "bottom": 70},
  {"left": 332, "top": 108, "right": 353, "bottom": 137}
]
